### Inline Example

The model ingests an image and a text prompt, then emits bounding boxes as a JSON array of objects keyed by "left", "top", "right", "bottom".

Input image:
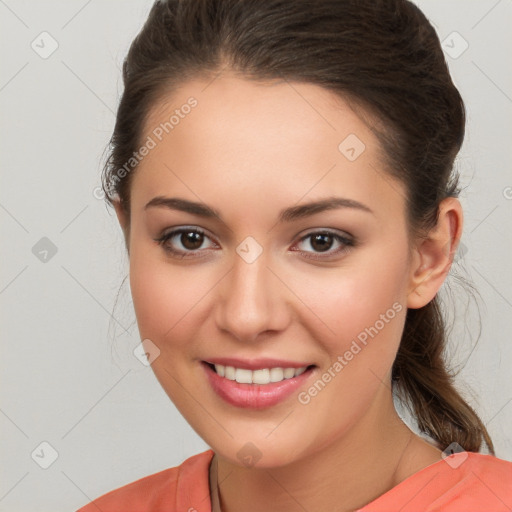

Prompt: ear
[
  {"left": 407, "top": 197, "right": 463, "bottom": 309},
  {"left": 113, "top": 199, "right": 130, "bottom": 254}
]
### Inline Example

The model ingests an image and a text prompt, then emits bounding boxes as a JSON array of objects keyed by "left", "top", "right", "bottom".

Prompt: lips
[{"left": 201, "top": 359, "right": 316, "bottom": 409}]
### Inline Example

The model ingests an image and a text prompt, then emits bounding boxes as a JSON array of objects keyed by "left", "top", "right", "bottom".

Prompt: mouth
[{"left": 201, "top": 360, "right": 317, "bottom": 409}]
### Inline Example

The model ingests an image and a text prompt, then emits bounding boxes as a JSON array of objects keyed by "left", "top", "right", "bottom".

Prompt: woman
[{"left": 77, "top": 0, "right": 512, "bottom": 510}]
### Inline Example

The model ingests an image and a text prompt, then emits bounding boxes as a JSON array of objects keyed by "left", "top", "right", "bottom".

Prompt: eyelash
[{"left": 154, "top": 227, "right": 355, "bottom": 261}]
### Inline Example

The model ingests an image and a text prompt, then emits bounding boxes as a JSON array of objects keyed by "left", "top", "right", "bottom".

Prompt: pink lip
[
  {"left": 203, "top": 356, "right": 312, "bottom": 370},
  {"left": 201, "top": 361, "right": 315, "bottom": 409}
]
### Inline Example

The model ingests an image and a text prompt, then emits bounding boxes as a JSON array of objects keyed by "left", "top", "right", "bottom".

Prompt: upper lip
[{"left": 203, "top": 357, "right": 314, "bottom": 370}]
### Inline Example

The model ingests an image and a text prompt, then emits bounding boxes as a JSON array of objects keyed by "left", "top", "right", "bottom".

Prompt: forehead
[
  {"left": 131, "top": 73, "right": 404, "bottom": 223},
  {"left": 142, "top": 73, "right": 371, "bottom": 162}
]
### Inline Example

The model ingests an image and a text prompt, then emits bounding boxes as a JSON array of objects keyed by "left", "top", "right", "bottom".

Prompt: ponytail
[{"left": 393, "top": 299, "right": 494, "bottom": 454}]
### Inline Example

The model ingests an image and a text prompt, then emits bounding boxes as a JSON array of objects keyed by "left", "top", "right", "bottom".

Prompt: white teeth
[
  {"left": 269, "top": 367, "right": 284, "bottom": 382},
  {"left": 224, "top": 365, "right": 236, "bottom": 380},
  {"left": 294, "top": 366, "right": 306, "bottom": 376},
  {"left": 211, "top": 363, "right": 310, "bottom": 384},
  {"left": 235, "top": 368, "right": 252, "bottom": 384},
  {"left": 284, "top": 368, "right": 295, "bottom": 379},
  {"left": 252, "top": 368, "right": 270, "bottom": 384}
]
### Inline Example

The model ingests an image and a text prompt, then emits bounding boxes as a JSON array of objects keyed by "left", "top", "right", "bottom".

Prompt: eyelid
[
  {"left": 295, "top": 227, "right": 353, "bottom": 241},
  {"left": 158, "top": 225, "right": 214, "bottom": 241}
]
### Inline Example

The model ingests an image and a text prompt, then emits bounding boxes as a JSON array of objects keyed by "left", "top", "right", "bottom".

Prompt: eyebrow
[{"left": 144, "top": 196, "right": 374, "bottom": 222}]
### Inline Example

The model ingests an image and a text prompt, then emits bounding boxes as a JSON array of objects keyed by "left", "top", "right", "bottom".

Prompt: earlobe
[{"left": 407, "top": 197, "right": 463, "bottom": 309}]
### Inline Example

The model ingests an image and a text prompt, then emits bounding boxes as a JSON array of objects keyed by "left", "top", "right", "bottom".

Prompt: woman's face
[{"left": 122, "top": 73, "right": 419, "bottom": 467}]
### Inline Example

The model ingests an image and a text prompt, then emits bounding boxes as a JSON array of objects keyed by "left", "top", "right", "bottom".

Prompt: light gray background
[{"left": 1, "top": 1, "right": 511, "bottom": 511}]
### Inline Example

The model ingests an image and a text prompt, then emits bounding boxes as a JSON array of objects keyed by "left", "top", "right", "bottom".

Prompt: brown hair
[{"left": 102, "top": 0, "right": 493, "bottom": 454}]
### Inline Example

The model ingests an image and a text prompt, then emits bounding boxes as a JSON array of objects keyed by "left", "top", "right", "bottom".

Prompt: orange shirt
[{"left": 76, "top": 449, "right": 512, "bottom": 511}]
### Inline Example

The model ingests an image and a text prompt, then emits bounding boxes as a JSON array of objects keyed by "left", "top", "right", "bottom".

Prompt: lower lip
[{"left": 202, "top": 362, "right": 315, "bottom": 409}]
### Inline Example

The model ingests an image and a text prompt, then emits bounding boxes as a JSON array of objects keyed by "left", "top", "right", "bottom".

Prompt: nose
[{"left": 214, "top": 250, "right": 291, "bottom": 343}]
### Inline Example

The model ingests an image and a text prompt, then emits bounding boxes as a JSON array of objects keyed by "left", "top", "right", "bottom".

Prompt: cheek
[
  {"left": 129, "top": 248, "right": 211, "bottom": 347},
  {"left": 287, "top": 259, "right": 408, "bottom": 449},
  {"left": 288, "top": 247, "right": 409, "bottom": 358},
  {"left": 128, "top": 251, "right": 214, "bottom": 406}
]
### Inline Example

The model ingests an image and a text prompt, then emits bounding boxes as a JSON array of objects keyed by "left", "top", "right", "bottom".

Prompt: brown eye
[
  {"left": 309, "top": 233, "right": 334, "bottom": 252},
  {"left": 181, "top": 230, "right": 204, "bottom": 250},
  {"left": 292, "top": 230, "right": 355, "bottom": 261},
  {"left": 155, "top": 227, "right": 217, "bottom": 258}
]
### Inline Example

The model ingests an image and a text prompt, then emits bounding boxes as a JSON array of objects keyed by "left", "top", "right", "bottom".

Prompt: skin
[{"left": 114, "top": 72, "right": 463, "bottom": 511}]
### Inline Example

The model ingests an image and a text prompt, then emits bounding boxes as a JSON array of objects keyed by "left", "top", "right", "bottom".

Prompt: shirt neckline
[{"left": 205, "top": 450, "right": 478, "bottom": 511}]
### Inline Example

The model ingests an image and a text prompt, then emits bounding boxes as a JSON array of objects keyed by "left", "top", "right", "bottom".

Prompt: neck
[{"left": 212, "top": 391, "right": 441, "bottom": 512}]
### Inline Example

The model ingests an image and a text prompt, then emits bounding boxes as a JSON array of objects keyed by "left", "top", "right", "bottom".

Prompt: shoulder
[
  {"left": 463, "top": 451, "right": 512, "bottom": 475},
  {"left": 446, "top": 452, "right": 512, "bottom": 497},
  {"left": 75, "top": 449, "right": 214, "bottom": 512},
  {"left": 361, "top": 452, "right": 512, "bottom": 511}
]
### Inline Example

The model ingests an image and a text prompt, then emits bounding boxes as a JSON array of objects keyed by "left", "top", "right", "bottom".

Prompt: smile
[
  {"left": 202, "top": 361, "right": 316, "bottom": 409},
  {"left": 210, "top": 363, "right": 309, "bottom": 384}
]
